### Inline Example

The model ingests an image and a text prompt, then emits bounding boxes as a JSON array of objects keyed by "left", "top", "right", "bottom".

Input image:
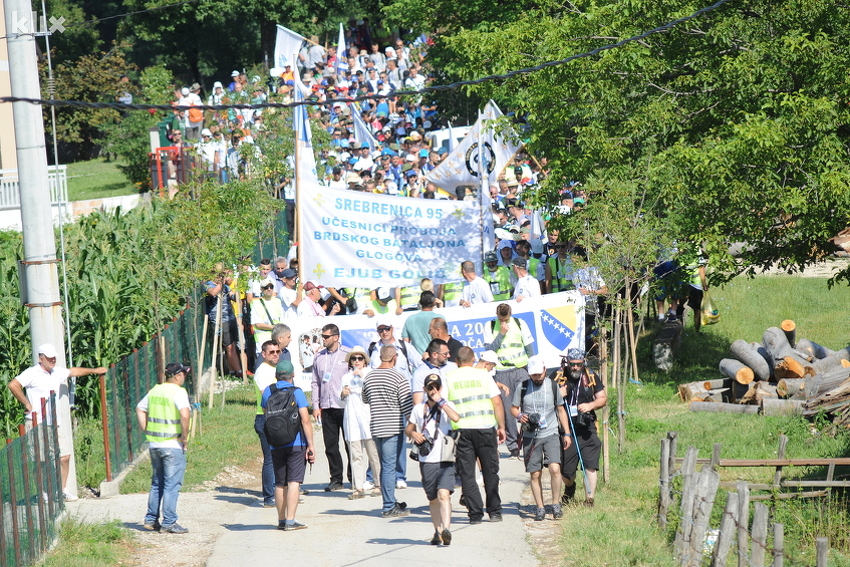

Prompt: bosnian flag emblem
[{"left": 540, "top": 306, "right": 578, "bottom": 351}]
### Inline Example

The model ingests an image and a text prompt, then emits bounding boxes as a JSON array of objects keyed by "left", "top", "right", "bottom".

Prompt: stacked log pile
[{"left": 679, "top": 320, "right": 850, "bottom": 418}]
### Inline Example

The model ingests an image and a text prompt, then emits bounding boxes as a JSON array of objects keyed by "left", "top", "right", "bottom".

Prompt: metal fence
[
  {"left": 0, "top": 166, "right": 68, "bottom": 211},
  {"left": 0, "top": 397, "right": 62, "bottom": 567}
]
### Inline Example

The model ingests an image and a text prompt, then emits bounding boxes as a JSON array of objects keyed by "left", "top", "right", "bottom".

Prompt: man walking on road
[
  {"left": 362, "top": 346, "right": 413, "bottom": 518},
  {"left": 252, "top": 340, "right": 281, "bottom": 507},
  {"left": 136, "top": 363, "right": 191, "bottom": 533},
  {"left": 261, "top": 360, "right": 316, "bottom": 530},
  {"left": 311, "top": 323, "right": 351, "bottom": 492},
  {"left": 445, "top": 347, "right": 506, "bottom": 524},
  {"left": 511, "top": 356, "right": 572, "bottom": 521}
]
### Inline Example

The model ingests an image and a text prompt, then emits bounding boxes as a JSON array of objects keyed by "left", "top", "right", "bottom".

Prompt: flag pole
[
  {"left": 477, "top": 108, "right": 487, "bottom": 265},
  {"left": 294, "top": 95, "right": 304, "bottom": 285}
]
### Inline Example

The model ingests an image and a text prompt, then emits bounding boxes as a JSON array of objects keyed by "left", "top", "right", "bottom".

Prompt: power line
[
  {"left": 0, "top": 0, "right": 733, "bottom": 110},
  {"left": 63, "top": 0, "right": 202, "bottom": 28}
]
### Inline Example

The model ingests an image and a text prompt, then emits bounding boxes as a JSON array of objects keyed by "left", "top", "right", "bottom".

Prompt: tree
[{"left": 389, "top": 0, "right": 850, "bottom": 282}]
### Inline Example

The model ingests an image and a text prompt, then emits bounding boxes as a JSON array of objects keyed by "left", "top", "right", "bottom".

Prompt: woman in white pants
[{"left": 340, "top": 346, "right": 382, "bottom": 499}]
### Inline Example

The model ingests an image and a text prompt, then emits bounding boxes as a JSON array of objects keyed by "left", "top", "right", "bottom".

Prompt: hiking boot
[
  {"left": 161, "top": 523, "right": 188, "bottom": 534},
  {"left": 561, "top": 482, "right": 576, "bottom": 505},
  {"left": 324, "top": 481, "right": 344, "bottom": 492},
  {"left": 382, "top": 503, "right": 410, "bottom": 518},
  {"left": 552, "top": 503, "right": 563, "bottom": 519},
  {"left": 430, "top": 531, "right": 442, "bottom": 545},
  {"left": 534, "top": 507, "right": 546, "bottom": 521},
  {"left": 441, "top": 529, "right": 452, "bottom": 546},
  {"left": 585, "top": 497, "right": 595, "bottom": 508},
  {"left": 284, "top": 520, "right": 308, "bottom": 531},
  {"left": 142, "top": 520, "right": 161, "bottom": 531},
  {"left": 348, "top": 489, "right": 366, "bottom": 500}
]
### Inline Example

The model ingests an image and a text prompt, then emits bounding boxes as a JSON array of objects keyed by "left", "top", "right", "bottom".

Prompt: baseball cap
[
  {"left": 303, "top": 280, "right": 324, "bottom": 291},
  {"left": 275, "top": 360, "right": 294, "bottom": 375},
  {"left": 231, "top": 70, "right": 240, "bottom": 77},
  {"left": 38, "top": 344, "right": 58, "bottom": 358},
  {"left": 423, "top": 374, "right": 442, "bottom": 390},
  {"left": 181, "top": 87, "right": 189, "bottom": 96},
  {"left": 280, "top": 268, "right": 296, "bottom": 279},
  {"left": 201, "top": 128, "right": 212, "bottom": 137},
  {"left": 512, "top": 257, "right": 527, "bottom": 269},
  {"left": 484, "top": 251, "right": 498, "bottom": 263},
  {"left": 376, "top": 287, "right": 393, "bottom": 302},
  {"left": 527, "top": 355, "right": 546, "bottom": 376},
  {"left": 165, "top": 362, "right": 190, "bottom": 376},
  {"left": 480, "top": 351, "right": 498, "bottom": 364},
  {"left": 564, "top": 348, "right": 585, "bottom": 361},
  {"left": 405, "top": 154, "right": 417, "bottom": 162},
  {"left": 376, "top": 316, "right": 394, "bottom": 329}
]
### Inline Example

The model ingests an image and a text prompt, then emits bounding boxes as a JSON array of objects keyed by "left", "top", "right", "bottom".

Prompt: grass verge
[
  {"left": 40, "top": 518, "right": 132, "bottom": 567},
  {"left": 556, "top": 274, "right": 850, "bottom": 566},
  {"left": 66, "top": 158, "right": 136, "bottom": 201},
  {"left": 119, "top": 384, "right": 260, "bottom": 494}
]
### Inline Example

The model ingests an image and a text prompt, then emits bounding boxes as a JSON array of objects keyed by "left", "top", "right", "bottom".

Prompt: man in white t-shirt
[
  {"left": 252, "top": 341, "right": 281, "bottom": 507},
  {"left": 277, "top": 269, "right": 301, "bottom": 317},
  {"left": 7, "top": 343, "right": 107, "bottom": 500},
  {"left": 511, "top": 257, "right": 541, "bottom": 303},
  {"left": 459, "top": 261, "right": 494, "bottom": 308}
]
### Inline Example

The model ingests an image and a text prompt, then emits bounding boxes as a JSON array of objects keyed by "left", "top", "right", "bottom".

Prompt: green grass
[
  {"left": 66, "top": 158, "right": 136, "bottom": 201},
  {"left": 40, "top": 518, "right": 132, "bottom": 567},
  {"left": 557, "top": 274, "right": 850, "bottom": 566},
  {"left": 119, "top": 384, "right": 261, "bottom": 494}
]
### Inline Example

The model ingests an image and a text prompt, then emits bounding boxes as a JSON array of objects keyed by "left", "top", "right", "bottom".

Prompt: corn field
[{"left": 0, "top": 179, "right": 279, "bottom": 436}]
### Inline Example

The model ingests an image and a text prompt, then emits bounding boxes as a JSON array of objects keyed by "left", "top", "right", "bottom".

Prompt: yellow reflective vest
[
  {"left": 483, "top": 266, "right": 513, "bottom": 300},
  {"left": 399, "top": 286, "right": 421, "bottom": 310},
  {"left": 547, "top": 256, "right": 575, "bottom": 292},
  {"left": 446, "top": 367, "right": 497, "bottom": 430},
  {"left": 493, "top": 317, "right": 529, "bottom": 370},
  {"left": 144, "top": 383, "right": 183, "bottom": 443}
]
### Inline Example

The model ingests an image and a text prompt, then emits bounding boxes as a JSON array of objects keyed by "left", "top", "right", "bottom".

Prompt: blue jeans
[
  {"left": 374, "top": 433, "right": 404, "bottom": 512},
  {"left": 146, "top": 447, "right": 186, "bottom": 527},
  {"left": 254, "top": 414, "right": 275, "bottom": 504}
]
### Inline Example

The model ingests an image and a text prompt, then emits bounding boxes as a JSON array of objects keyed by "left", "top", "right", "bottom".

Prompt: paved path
[{"left": 67, "top": 434, "right": 541, "bottom": 567}]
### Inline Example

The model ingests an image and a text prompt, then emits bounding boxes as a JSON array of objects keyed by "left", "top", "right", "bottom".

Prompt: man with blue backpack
[{"left": 261, "top": 360, "right": 316, "bottom": 530}]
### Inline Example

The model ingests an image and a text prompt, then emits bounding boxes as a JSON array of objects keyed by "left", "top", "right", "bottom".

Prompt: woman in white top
[{"left": 340, "top": 345, "right": 382, "bottom": 499}]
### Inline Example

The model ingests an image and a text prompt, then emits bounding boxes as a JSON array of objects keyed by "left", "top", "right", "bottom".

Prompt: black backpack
[{"left": 263, "top": 383, "right": 303, "bottom": 446}]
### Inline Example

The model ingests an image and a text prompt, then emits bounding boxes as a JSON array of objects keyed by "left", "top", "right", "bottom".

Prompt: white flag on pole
[
  {"left": 425, "top": 100, "right": 522, "bottom": 195},
  {"left": 294, "top": 82, "right": 321, "bottom": 188},
  {"left": 275, "top": 25, "right": 304, "bottom": 69},
  {"left": 350, "top": 103, "right": 379, "bottom": 151},
  {"left": 336, "top": 23, "right": 348, "bottom": 77}
]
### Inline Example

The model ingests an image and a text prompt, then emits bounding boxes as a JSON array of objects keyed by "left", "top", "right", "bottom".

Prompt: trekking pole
[{"left": 565, "top": 408, "right": 591, "bottom": 497}]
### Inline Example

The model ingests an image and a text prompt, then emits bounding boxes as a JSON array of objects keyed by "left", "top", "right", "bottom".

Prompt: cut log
[
  {"left": 751, "top": 342, "right": 775, "bottom": 378},
  {"left": 741, "top": 382, "right": 778, "bottom": 405},
  {"left": 805, "top": 367, "right": 850, "bottom": 399},
  {"left": 719, "top": 358, "right": 755, "bottom": 385},
  {"left": 730, "top": 340, "right": 772, "bottom": 381},
  {"left": 703, "top": 378, "right": 732, "bottom": 390},
  {"left": 762, "top": 398, "right": 804, "bottom": 416},
  {"left": 795, "top": 338, "right": 835, "bottom": 360},
  {"left": 775, "top": 356, "right": 808, "bottom": 380},
  {"left": 776, "top": 378, "right": 806, "bottom": 399},
  {"left": 731, "top": 381, "right": 755, "bottom": 403},
  {"left": 780, "top": 320, "right": 796, "bottom": 347},
  {"left": 690, "top": 401, "right": 760, "bottom": 414},
  {"left": 678, "top": 381, "right": 710, "bottom": 403},
  {"left": 763, "top": 327, "right": 811, "bottom": 371},
  {"left": 811, "top": 348, "right": 850, "bottom": 375}
]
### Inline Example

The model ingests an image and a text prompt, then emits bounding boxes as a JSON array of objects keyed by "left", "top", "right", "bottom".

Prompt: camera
[
  {"left": 524, "top": 412, "right": 541, "bottom": 433},
  {"left": 576, "top": 411, "right": 594, "bottom": 428},
  {"left": 416, "top": 433, "right": 434, "bottom": 457}
]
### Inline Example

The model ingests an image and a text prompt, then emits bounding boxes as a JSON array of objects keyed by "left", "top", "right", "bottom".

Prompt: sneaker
[
  {"left": 382, "top": 503, "right": 410, "bottom": 518},
  {"left": 142, "top": 520, "right": 161, "bottom": 531},
  {"left": 300, "top": 488, "right": 310, "bottom": 495},
  {"left": 396, "top": 480, "right": 407, "bottom": 489},
  {"left": 363, "top": 481, "right": 374, "bottom": 491},
  {"left": 262, "top": 501, "right": 276, "bottom": 508},
  {"left": 62, "top": 492, "right": 79, "bottom": 502},
  {"left": 441, "top": 529, "right": 452, "bottom": 546},
  {"left": 284, "top": 520, "right": 308, "bottom": 531},
  {"left": 277, "top": 520, "right": 287, "bottom": 530},
  {"left": 397, "top": 501, "right": 408, "bottom": 510},
  {"left": 552, "top": 503, "right": 563, "bottom": 519},
  {"left": 562, "top": 482, "right": 576, "bottom": 505},
  {"left": 509, "top": 449, "right": 520, "bottom": 459},
  {"left": 161, "top": 523, "right": 189, "bottom": 534},
  {"left": 348, "top": 489, "right": 366, "bottom": 500},
  {"left": 430, "top": 531, "right": 442, "bottom": 545},
  {"left": 324, "top": 481, "right": 344, "bottom": 492},
  {"left": 489, "top": 513, "right": 503, "bottom": 522},
  {"left": 534, "top": 507, "right": 546, "bottom": 521},
  {"left": 585, "top": 497, "right": 594, "bottom": 508}
]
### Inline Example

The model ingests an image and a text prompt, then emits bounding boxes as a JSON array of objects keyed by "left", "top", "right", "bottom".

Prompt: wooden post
[
  {"left": 737, "top": 480, "right": 750, "bottom": 567},
  {"left": 659, "top": 437, "right": 671, "bottom": 529},
  {"left": 668, "top": 431, "right": 678, "bottom": 478},
  {"left": 208, "top": 293, "right": 222, "bottom": 409},
  {"left": 625, "top": 282, "right": 641, "bottom": 385},
  {"left": 711, "top": 491, "right": 739, "bottom": 567},
  {"left": 772, "top": 523, "right": 784, "bottom": 567},
  {"left": 687, "top": 467, "right": 721, "bottom": 566},
  {"left": 751, "top": 502, "right": 769, "bottom": 567},
  {"left": 773, "top": 435, "right": 788, "bottom": 489},
  {"left": 815, "top": 537, "right": 828, "bottom": 567},
  {"left": 198, "top": 313, "right": 208, "bottom": 388},
  {"left": 674, "top": 447, "right": 699, "bottom": 557},
  {"left": 711, "top": 444, "right": 722, "bottom": 469},
  {"left": 600, "top": 323, "right": 610, "bottom": 483},
  {"left": 99, "top": 374, "right": 113, "bottom": 482}
]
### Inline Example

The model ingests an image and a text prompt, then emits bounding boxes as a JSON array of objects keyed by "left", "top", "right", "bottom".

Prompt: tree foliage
[{"left": 395, "top": 0, "right": 850, "bottom": 282}]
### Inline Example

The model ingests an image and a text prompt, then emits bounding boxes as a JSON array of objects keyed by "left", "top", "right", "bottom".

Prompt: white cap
[
  {"left": 181, "top": 87, "right": 190, "bottom": 96},
  {"left": 376, "top": 316, "right": 394, "bottom": 329},
  {"left": 38, "top": 344, "right": 58, "bottom": 358},
  {"left": 527, "top": 355, "right": 546, "bottom": 376},
  {"left": 201, "top": 128, "right": 212, "bottom": 137},
  {"left": 231, "top": 70, "right": 240, "bottom": 77},
  {"left": 405, "top": 154, "right": 417, "bottom": 162},
  {"left": 480, "top": 351, "right": 498, "bottom": 364},
  {"left": 376, "top": 287, "right": 393, "bottom": 302},
  {"left": 259, "top": 276, "right": 275, "bottom": 288}
]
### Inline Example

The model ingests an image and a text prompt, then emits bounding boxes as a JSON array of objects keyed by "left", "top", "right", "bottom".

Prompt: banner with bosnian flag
[
  {"left": 274, "top": 25, "right": 304, "bottom": 69},
  {"left": 335, "top": 23, "right": 348, "bottom": 78}
]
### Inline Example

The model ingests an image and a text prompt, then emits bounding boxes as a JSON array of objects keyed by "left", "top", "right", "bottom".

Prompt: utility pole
[{"left": 4, "top": 0, "right": 76, "bottom": 496}]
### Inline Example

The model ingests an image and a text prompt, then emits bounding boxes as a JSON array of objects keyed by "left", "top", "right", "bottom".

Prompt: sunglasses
[
  {"left": 350, "top": 356, "right": 365, "bottom": 361},
  {"left": 568, "top": 362, "right": 583, "bottom": 367},
  {"left": 321, "top": 334, "right": 338, "bottom": 339},
  {"left": 262, "top": 285, "right": 274, "bottom": 290},
  {"left": 377, "top": 326, "right": 392, "bottom": 332},
  {"left": 266, "top": 349, "right": 281, "bottom": 354}
]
